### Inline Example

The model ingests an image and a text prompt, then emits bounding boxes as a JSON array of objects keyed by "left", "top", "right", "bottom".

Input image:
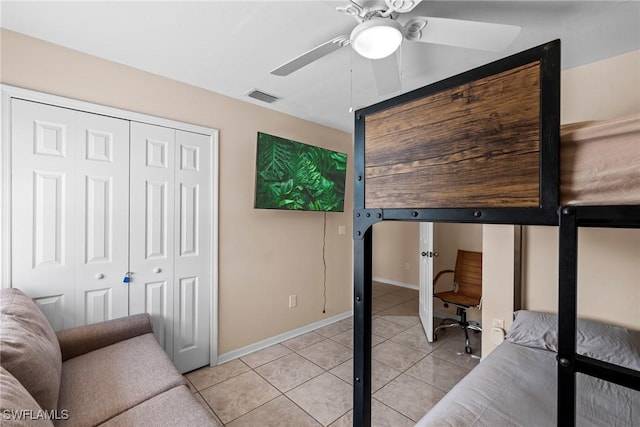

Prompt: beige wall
[
  {"left": 481, "top": 225, "right": 517, "bottom": 356},
  {"left": 560, "top": 50, "right": 640, "bottom": 124},
  {"left": 372, "top": 222, "right": 419, "bottom": 286},
  {"left": 523, "top": 226, "right": 640, "bottom": 329},
  {"left": 0, "top": 29, "right": 354, "bottom": 355}
]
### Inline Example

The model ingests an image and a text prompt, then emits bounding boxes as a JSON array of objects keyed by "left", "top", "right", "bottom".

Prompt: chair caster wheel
[{"left": 465, "top": 346, "right": 472, "bottom": 354}]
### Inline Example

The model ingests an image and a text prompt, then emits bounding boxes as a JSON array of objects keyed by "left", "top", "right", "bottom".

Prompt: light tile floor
[{"left": 184, "top": 282, "right": 481, "bottom": 426}]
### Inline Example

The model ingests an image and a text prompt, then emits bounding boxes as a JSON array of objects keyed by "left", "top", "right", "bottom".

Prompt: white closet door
[
  {"left": 11, "top": 100, "right": 78, "bottom": 330},
  {"left": 129, "top": 122, "right": 175, "bottom": 355},
  {"left": 173, "top": 129, "right": 211, "bottom": 372},
  {"left": 74, "top": 112, "right": 130, "bottom": 325},
  {"left": 11, "top": 99, "right": 130, "bottom": 329}
]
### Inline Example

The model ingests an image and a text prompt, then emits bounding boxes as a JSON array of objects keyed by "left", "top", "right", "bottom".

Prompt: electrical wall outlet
[
  {"left": 404, "top": 262, "right": 410, "bottom": 271},
  {"left": 492, "top": 318, "right": 505, "bottom": 329},
  {"left": 289, "top": 294, "right": 297, "bottom": 308},
  {"left": 338, "top": 225, "right": 346, "bottom": 235}
]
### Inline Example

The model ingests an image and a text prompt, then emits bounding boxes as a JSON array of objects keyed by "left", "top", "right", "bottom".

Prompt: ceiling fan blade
[
  {"left": 406, "top": 16, "right": 521, "bottom": 52},
  {"left": 271, "top": 36, "right": 350, "bottom": 76},
  {"left": 371, "top": 51, "right": 402, "bottom": 96}
]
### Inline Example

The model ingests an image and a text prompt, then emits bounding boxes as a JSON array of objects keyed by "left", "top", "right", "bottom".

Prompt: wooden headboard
[{"left": 354, "top": 40, "right": 560, "bottom": 225}]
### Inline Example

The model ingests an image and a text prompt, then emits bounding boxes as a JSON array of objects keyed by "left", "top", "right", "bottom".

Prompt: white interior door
[
  {"left": 74, "top": 112, "right": 130, "bottom": 326},
  {"left": 173, "top": 129, "right": 211, "bottom": 372},
  {"left": 129, "top": 122, "right": 176, "bottom": 355},
  {"left": 11, "top": 100, "right": 78, "bottom": 330},
  {"left": 419, "top": 222, "right": 434, "bottom": 342},
  {"left": 129, "top": 122, "right": 212, "bottom": 373},
  {"left": 11, "top": 99, "right": 129, "bottom": 329}
]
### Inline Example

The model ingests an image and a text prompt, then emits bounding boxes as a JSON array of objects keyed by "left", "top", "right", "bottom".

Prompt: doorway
[
  {"left": 419, "top": 223, "right": 483, "bottom": 341},
  {"left": 372, "top": 221, "right": 483, "bottom": 341}
]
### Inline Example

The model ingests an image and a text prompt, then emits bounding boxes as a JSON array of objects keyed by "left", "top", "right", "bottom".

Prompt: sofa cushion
[
  {"left": 56, "top": 333, "right": 186, "bottom": 427},
  {"left": 98, "top": 385, "right": 221, "bottom": 426},
  {"left": 0, "top": 288, "right": 62, "bottom": 412},
  {"left": 0, "top": 366, "right": 54, "bottom": 426}
]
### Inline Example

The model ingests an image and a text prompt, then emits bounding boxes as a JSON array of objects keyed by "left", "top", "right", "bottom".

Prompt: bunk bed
[{"left": 351, "top": 39, "right": 640, "bottom": 427}]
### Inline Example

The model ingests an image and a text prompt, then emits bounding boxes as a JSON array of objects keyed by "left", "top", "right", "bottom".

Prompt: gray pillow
[
  {"left": 507, "top": 310, "right": 640, "bottom": 370},
  {"left": 0, "top": 288, "right": 62, "bottom": 412}
]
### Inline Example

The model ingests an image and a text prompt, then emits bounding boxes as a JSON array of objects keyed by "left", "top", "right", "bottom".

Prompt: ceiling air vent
[{"left": 245, "top": 89, "right": 280, "bottom": 104}]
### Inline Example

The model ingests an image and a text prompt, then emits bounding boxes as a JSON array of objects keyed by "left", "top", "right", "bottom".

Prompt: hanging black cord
[{"left": 322, "top": 211, "right": 327, "bottom": 313}]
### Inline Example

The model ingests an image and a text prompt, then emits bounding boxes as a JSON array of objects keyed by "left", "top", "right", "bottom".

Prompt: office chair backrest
[{"left": 454, "top": 250, "right": 482, "bottom": 300}]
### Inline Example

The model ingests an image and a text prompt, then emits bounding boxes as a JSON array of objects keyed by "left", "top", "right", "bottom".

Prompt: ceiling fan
[{"left": 271, "top": 0, "right": 521, "bottom": 95}]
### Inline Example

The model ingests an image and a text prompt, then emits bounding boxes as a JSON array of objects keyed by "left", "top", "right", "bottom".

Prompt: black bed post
[
  {"left": 558, "top": 207, "right": 578, "bottom": 427},
  {"left": 352, "top": 109, "right": 372, "bottom": 427},
  {"left": 353, "top": 227, "right": 372, "bottom": 427},
  {"left": 513, "top": 226, "right": 523, "bottom": 311}
]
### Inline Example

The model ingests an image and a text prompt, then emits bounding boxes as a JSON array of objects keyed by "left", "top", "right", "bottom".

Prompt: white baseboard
[
  {"left": 217, "top": 310, "right": 353, "bottom": 365},
  {"left": 372, "top": 277, "right": 418, "bottom": 290}
]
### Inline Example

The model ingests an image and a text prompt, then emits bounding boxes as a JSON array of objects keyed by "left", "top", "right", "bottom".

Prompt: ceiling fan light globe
[{"left": 350, "top": 19, "right": 403, "bottom": 59}]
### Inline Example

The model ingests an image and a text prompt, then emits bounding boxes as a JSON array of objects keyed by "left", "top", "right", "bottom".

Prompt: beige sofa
[{"left": 0, "top": 288, "right": 219, "bottom": 426}]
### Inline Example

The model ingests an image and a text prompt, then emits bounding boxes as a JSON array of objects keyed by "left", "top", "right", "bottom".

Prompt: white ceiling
[{"left": 1, "top": 1, "right": 639, "bottom": 133}]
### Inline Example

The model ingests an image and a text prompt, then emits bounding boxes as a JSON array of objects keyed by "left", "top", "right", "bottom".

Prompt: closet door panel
[
  {"left": 129, "top": 122, "right": 175, "bottom": 355},
  {"left": 11, "top": 100, "right": 77, "bottom": 330},
  {"left": 173, "top": 130, "right": 211, "bottom": 372},
  {"left": 75, "top": 112, "right": 130, "bottom": 325},
  {"left": 144, "top": 280, "right": 170, "bottom": 348}
]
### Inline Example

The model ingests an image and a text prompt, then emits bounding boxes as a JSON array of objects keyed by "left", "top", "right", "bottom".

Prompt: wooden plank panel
[{"left": 365, "top": 62, "right": 541, "bottom": 209}]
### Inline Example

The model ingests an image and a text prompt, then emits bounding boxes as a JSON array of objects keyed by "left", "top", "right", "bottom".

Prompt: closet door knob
[
  {"left": 153, "top": 267, "right": 162, "bottom": 274},
  {"left": 95, "top": 273, "right": 104, "bottom": 279}
]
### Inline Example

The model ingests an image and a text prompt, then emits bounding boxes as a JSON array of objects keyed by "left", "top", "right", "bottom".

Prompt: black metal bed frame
[
  {"left": 557, "top": 205, "right": 640, "bottom": 426},
  {"left": 351, "top": 39, "right": 639, "bottom": 427}
]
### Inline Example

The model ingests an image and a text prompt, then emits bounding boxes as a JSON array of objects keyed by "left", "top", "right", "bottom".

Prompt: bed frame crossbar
[{"left": 574, "top": 355, "right": 640, "bottom": 391}]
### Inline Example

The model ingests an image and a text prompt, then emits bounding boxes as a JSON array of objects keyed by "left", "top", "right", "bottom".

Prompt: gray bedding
[{"left": 416, "top": 311, "right": 640, "bottom": 426}]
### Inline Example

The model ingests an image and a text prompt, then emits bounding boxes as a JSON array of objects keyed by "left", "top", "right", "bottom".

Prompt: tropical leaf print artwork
[{"left": 255, "top": 133, "right": 347, "bottom": 211}]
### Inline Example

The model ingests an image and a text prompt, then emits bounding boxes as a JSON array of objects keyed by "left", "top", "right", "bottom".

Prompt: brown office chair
[{"left": 433, "top": 250, "right": 482, "bottom": 356}]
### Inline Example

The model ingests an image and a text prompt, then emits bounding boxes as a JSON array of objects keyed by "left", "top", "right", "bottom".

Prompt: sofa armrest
[{"left": 56, "top": 313, "right": 153, "bottom": 361}]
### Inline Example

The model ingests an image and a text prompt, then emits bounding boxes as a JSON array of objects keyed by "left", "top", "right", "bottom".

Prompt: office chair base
[{"left": 434, "top": 309, "right": 482, "bottom": 356}]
